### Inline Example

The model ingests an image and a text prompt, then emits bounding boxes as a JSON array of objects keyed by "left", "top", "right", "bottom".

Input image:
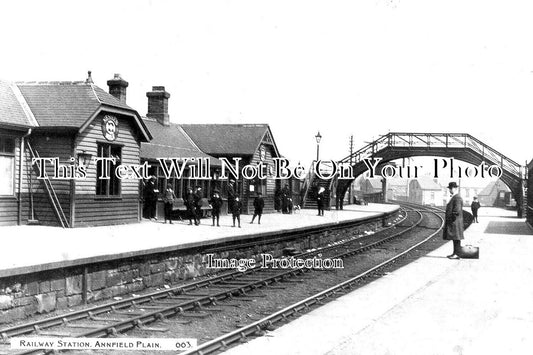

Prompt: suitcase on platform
[{"left": 459, "top": 245, "right": 479, "bottom": 259}]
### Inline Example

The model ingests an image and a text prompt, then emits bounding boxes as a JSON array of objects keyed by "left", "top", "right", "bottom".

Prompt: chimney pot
[
  {"left": 86, "top": 70, "right": 93, "bottom": 84},
  {"left": 107, "top": 74, "right": 129, "bottom": 104},
  {"left": 146, "top": 86, "right": 171, "bottom": 126}
]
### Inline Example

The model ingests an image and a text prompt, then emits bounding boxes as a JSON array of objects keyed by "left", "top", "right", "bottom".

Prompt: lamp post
[{"left": 315, "top": 131, "right": 322, "bottom": 161}]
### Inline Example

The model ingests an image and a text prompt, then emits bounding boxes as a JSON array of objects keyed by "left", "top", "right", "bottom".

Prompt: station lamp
[
  {"left": 315, "top": 131, "right": 322, "bottom": 161},
  {"left": 77, "top": 150, "right": 93, "bottom": 167}
]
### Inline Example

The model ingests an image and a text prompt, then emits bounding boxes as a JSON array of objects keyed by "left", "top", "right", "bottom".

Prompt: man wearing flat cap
[
  {"left": 209, "top": 189, "right": 223, "bottom": 227},
  {"left": 444, "top": 181, "right": 464, "bottom": 259}
]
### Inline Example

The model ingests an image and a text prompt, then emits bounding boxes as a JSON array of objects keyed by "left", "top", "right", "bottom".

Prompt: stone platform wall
[{"left": 0, "top": 211, "right": 400, "bottom": 323}]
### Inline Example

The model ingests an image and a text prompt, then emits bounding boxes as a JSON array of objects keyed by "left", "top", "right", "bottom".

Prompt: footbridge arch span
[{"left": 334, "top": 133, "right": 524, "bottom": 209}]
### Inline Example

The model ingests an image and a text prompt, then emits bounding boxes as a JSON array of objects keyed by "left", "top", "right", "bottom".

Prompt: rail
[
  {"left": 180, "top": 204, "right": 445, "bottom": 355},
  {"left": 0, "top": 207, "right": 403, "bottom": 349}
]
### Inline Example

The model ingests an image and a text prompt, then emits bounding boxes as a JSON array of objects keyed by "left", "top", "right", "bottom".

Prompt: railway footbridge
[{"left": 323, "top": 133, "right": 524, "bottom": 216}]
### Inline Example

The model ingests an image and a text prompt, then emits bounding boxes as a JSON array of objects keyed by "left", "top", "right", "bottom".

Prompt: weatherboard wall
[{"left": 73, "top": 113, "right": 141, "bottom": 227}]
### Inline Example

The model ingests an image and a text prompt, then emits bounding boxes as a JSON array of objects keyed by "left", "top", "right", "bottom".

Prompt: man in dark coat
[
  {"left": 471, "top": 197, "right": 480, "bottom": 223},
  {"left": 143, "top": 176, "right": 159, "bottom": 221},
  {"left": 317, "top": 186, "right": 326, "bottom": 216},
  {"left": 250, "top": 192, "right": 265, "bottom": 224},
  {"left": 443, "top": 181, "right": 464, "bottom": 259},
  {"left": 227, "top": 180, "right": 236, "bottom": 214},
  {"left": 185, "top": 188, "right": 199, "bottom": 226},
  {"left": 281, "top": 184, "right": 291, "bottom": 214},
  {"left": 232, "top": 196, "right": 242, "bottom": 228},
  {"left": 162, "top": 185, "right": 176, "bottom": 224},
  {"left": 194, "top": 186, "right": 203, "bottom": 224},
  {"left": 209, "top": 190, "right": 223, "bottom": 227}
]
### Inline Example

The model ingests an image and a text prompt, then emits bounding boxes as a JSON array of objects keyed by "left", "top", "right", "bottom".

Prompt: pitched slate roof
[
  {"left": 180, "top": 124, "right": 270, "bottom": 156},
  {"left": 478, "top": 180, "right": 510, "bottom": 196},
  {"left": 415, "top": 178, "right": 442, "bottom": 190},
  {"left": 16, "top": 82, "right": 133, "bottom": 128},
  {"left": 0, "top": 81, "right": 35, "bottom": 129},
  {"left": 387, "top": 178, "right": 408, "bottom": 187},
  {"left": 363, "top": 178, "right": 383, "bottom": 190},
  {"left": 141, "top": 119, "right": 221, "bottom": 166}
]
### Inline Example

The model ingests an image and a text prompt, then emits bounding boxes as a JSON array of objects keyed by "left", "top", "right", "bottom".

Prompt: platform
[
  {"left": 0, "top": 203, "right": 398, "bottom": 278},
  {"left": 224, "top": 207, "right": 533, "bottom": 355}
]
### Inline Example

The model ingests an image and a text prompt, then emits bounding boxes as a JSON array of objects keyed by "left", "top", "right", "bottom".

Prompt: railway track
[
  {"left": 180, "top": 203, "right": 445, "bottom": 355},
  {"left": 0, "top": 204, "right": 442, "bottom": 355}
]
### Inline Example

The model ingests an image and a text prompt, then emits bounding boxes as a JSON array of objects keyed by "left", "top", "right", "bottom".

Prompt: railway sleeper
[
  {"left": 168, "top": 295, "right": 207, "bottom": 300},
  {"left": 89, "top": 316, "right": 127, "bottom": 322},
  {"left": 212, "top": 302, "right": 241, "bottom": 308},
  {"left": 134, "top": 320, "right": 168, "bottom": 333},
  {"left": 38, "top": 330, "right": 74, "bottom": 337},
  {"left": 112, "top": 310, "right": 146, "bottom": 317},
  {"left": 236, "top": 293, "right": 266, "bottom": 298},
  {"left": 179, "top": 312, "right": 210, "bottom": 318},
  {"left": 135, "top": 305, "right": 167, "bottom": 310},
  {"left": 65, "top": 323, "right": 110, "bottom": 329}
]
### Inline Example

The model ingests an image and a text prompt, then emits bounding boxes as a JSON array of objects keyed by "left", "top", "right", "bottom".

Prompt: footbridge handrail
[{"left": 340, "top": 132, "right": 522, "bottom": 177}]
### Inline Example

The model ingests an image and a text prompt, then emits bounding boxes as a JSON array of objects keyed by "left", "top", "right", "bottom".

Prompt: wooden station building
[
  {"left": 0, "top": 73, "right": 286, "bottom": 227},
  {"left": 139, "top": 86, "right": 282, "bottom": 215},
  {"left": 0, "top": 73, "right": 151, "bottom": 227}
]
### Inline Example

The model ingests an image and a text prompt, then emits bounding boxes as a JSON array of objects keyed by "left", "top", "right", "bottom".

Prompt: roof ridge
[
  {"left": 177, "top": 125, "right": 204, "bottom": 152},
  {"left": 15, "top": 81, "right": 88, "bottom": 85},
  {"left": 11, "top": 83, "right": 39, "bottom": 127},
  {"left": 144, "top": 142, "right": 201, "bottom": 152},
  {"left": 89, "top": 84, "right": 102, "bottom": 104}
]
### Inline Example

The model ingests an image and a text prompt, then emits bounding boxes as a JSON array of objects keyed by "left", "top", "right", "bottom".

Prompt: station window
[
  {"left": 251, "top": 177, "right": 266, "bottom": 196},
  {"left": 156, "top": 166, "right": 166, "bottom": 194},
  {"left": 0, "top": 136, "right": 16, "bottom": 196},
  {"left": 96, "top": 143, "right": 121, "bottom": 196}
]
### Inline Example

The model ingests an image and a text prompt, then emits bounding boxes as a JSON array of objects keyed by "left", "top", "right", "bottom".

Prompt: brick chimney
[
  {"left": 146, "top": 86, "right": 170, "bottom": 126},
  {"left": 107, "top": 74, "right": 128, "bottom": 104}
]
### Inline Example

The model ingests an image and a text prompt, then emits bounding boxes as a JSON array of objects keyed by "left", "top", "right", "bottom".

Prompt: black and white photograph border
[{"left": 1, "top": 1, "right": 533, "bottom": 354}]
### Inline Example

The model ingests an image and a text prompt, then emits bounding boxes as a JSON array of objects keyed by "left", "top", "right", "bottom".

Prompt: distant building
[
  {"left": 409, "top": 178, "right": 443, "bottom": 206},
  {"left": 478, "top": 180, "right": 513, "bottom": 207},
  {"left": 386, "top": 179, "right": 409, "bottom": 201},
  {"left": 360, "top": 177, "right": 383, "bottom": 202},
  {"left": 437, "top": 180, "right": 484, "bottom": 206}
]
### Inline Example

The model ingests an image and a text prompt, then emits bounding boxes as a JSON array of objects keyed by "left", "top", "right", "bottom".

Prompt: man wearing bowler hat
[{"left": 444, "top": 181, "right": 464, "bottom": 259}]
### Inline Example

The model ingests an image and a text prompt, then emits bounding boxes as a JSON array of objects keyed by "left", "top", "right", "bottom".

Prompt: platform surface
[
  {"left": 0, "top": 203, "right": 398, "bottom": 277},
  {"left": 224, "top": 207, "right": 533, "bottom": 355}
]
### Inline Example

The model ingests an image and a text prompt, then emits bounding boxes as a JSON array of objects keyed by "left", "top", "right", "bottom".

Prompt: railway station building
[
  {"left": 0, "top": 73, "right": 152, "bottom": 227},
  {"left": 139, "top": 85, "right": 283, "bottom": 215},
  {"left": 1, "top": 73, "right": 287, "bottom": 226}
]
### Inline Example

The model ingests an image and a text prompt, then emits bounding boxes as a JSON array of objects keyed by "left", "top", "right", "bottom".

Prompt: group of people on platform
[
  {"left": 142, "top": 178, "right": 265, "bottom": 228},
  {"left": 277, "top": 184, "right": 294, "bottom": 214},
  {"left": 143, "top": 177, "right": 331, "bottom": 227}
]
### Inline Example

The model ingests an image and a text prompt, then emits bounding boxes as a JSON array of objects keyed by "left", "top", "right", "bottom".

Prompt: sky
[{"left": 1, "top": 0, "right": 532, "bottom": 167}]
